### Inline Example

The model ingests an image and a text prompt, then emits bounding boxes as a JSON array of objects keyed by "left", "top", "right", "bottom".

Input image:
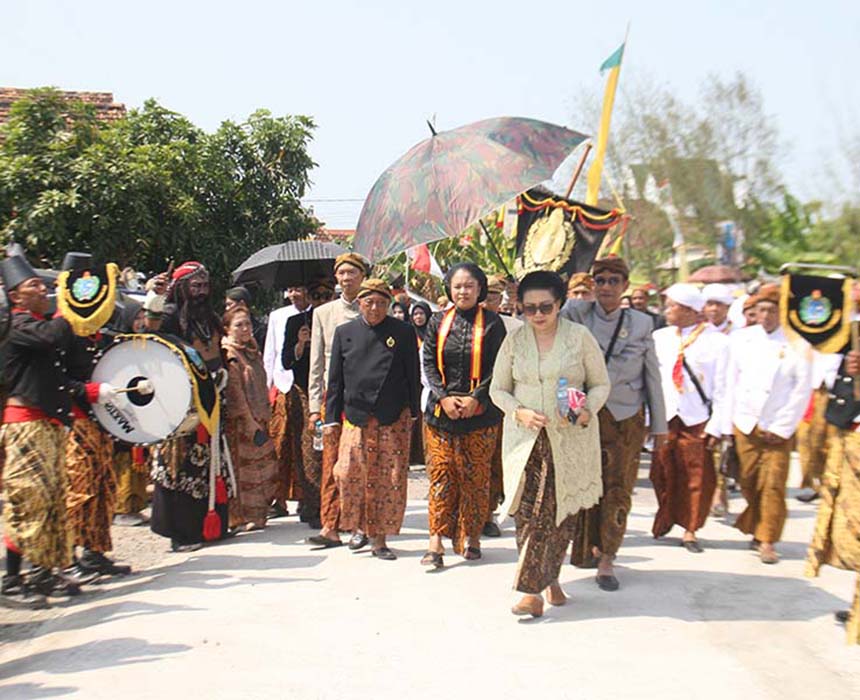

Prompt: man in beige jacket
[{"left": 306, "top": 253, "right": 367, "bottom": 548}]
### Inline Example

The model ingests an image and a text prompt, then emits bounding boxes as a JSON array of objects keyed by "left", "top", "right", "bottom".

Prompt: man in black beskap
[{"left": 323, "top": 278, "right": 420, "bottom": 560}]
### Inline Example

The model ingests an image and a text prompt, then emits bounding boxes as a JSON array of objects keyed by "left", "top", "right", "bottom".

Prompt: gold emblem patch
[{"left": 386, "top": 336, "right": 395, "bottom": 348}]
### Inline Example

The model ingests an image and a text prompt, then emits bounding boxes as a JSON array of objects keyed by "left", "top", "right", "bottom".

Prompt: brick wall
[{"left": 0, "top": 87, "right": 126, "bottom": 127}]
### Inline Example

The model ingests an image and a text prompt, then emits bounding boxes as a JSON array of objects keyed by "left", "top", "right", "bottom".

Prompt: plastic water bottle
[
  {"left": 313, "top": 420, "right": 324, "bottom": 451},
  {"left": 556, "top": 378, "right": 569, "bottom": 421}
]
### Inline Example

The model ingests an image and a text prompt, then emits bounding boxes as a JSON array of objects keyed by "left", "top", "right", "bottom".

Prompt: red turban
[{"left": 172, "top": 261, "right": 206, "bottom": 281}]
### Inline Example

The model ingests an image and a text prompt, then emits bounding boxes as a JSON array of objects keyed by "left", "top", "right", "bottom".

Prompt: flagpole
[
  {"left": 479, "top": 220, "right": 514, "bottom": 280},
  {"left": 404, "top": 250, "right": 410, "bottom": 294},
  {"left": 564, "top": 143, "right": 593, "bottom": 199}
]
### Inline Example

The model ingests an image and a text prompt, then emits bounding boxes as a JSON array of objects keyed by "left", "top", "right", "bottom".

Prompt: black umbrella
[{"left": 231, "top": 240, "right": 348, "bottom": 289}]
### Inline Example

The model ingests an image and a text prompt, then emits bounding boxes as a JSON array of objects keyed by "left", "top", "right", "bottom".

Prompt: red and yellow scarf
[{"left": 672, "top": 322, "right": 708, "bottom": 392}]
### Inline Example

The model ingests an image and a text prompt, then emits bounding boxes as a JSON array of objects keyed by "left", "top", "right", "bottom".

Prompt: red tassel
[
  {"left": 197, "top": 424, "right": 209, "bottom": 444},
  {"left": 131, "top": 446, "right": 145, "bottom": 465},
  {"left": 215, "top": 476, "right": 228, "bottom": 505},
  {"left": 202, "top": 510, "right": 221, "bottom": 541}
]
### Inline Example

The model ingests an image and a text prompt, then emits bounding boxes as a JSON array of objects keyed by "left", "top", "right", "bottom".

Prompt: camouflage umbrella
[{"left": 354, "top": 117, "right": 587, "bottom": 262}]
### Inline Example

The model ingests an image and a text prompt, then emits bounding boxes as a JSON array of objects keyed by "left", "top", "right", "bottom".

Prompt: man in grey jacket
[{"left": 562, "top": 257, "right": 667, "bottom": 591}]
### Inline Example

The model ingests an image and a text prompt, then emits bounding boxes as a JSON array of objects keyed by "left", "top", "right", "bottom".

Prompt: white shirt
[
  {"left": 263, "top": 305, "right": 300, "bottom": 393},
  {"left": 809, "top": 350, "right": 842, "bottom": 391},
  {"left": 653, "top": 323, "right": 728, "bottom": 437},
  {"left": 723, "top": 325, "right": 812, "bottom": 439}
]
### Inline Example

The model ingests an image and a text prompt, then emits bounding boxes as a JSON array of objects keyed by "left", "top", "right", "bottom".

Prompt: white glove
[
  {"left": 97, "top": 383, "right": 117, "bottom": 404},
  {"left": 134, "top": 379, "right": 154, "bottom": 395}
]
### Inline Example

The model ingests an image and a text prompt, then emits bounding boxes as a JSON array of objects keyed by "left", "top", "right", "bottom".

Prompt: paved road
[{"left": 1, "top": 459, "right": 858, "bottom": 700}]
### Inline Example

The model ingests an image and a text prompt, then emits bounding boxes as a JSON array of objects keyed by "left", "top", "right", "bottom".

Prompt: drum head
[{"left": 91, "top": 337, "right": 194, "bottom": 444}]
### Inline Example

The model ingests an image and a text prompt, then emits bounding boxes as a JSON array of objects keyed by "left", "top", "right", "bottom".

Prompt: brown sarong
[
  {"left": 270, "top": 389, "right": 303, "bottom": 506},
  {"left": 513, "top": 431, "right": 576, "bottom": 594},
  {"left": 65, "top": 418, "right": 117, "bottom": 553},
  {"left": 1, "top": 420, "right": 72, "bottom": 569},
  {"left": 334, "top": 409, "right": 411, "bottom": 537},
  {"left": 797, "top": 386, "right": 834, "bottom": 490},
  {"left": 424, "top": 422, "right": 499, "bottom": 554},
  {"left": 804, "top": 428, "right": 860, "bottom": 643},
  {"left": 651, "top": 417, "right": 715, "bottom": 538},
  {"left": 486, "top": 426, "right": 504, "bottom": 521},
  {"left": 320, "top": 401, "right": 341, "bottom": 531},
  {"left": 295, "top": 386, "right": 322, "bottom": 521},
  {"left": 572, "top": 408, "right": 646, "bottom": 564},
  {"left": 733, "top": 426, "right": 792, "bottom": 543}
]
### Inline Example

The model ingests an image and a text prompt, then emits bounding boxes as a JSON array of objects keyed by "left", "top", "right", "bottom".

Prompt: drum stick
[
  {"left": 851, "top": 320, "right": 860, "bottom": 401},
  {"left": 113, "top": 380, "right": 153, "bottom": 395}
]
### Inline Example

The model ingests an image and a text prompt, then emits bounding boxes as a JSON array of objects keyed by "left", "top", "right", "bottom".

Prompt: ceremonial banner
[
  {"left": 780, "top": 274, "right": 853, "bottom": 353},
  {"left": 586, "top": 41, "right": 626, "bottom": 206},
  {"left": 514, "top": 188, "right": 626, "bottom": 279},
  {"left": 57, "top": 262, "right": 120, "bottom": 337}
]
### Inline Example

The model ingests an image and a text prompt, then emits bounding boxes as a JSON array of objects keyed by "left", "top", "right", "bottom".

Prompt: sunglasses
[{"left": 521, "top": 301, "right": 557, "bottom": 316}]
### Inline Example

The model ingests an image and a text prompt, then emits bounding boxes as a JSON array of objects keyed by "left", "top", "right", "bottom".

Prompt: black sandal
[
  {"left": 464, "top": 546, "right": 482, "bottom": 561},
  {"left": 420, "top": 551, "right": 444, "bottom": 569},
  {"left": 372, "top": 547, "right": 397, "bottom": 561},
  {"left": 307, "top": 535, "right": 344, "bottom": 550}
]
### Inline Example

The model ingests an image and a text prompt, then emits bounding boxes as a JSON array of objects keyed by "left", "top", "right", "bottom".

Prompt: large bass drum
[{"left": 91, "top": 334, "right": 212, "bottom": 444}]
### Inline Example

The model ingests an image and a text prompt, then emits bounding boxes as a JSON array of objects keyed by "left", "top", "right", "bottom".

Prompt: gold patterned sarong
[
  {"left": 65, "top": 418, "right": 117, "bottom": 552},
  {"left": 805, "top": 428, "right": 860, "bottom": 644},
  {"left": 1, "top": 420, "right": 72, "bottom": 569}
]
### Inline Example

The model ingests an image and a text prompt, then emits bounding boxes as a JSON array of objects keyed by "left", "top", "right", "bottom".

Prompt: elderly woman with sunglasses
[{"left": 490, "top": 271, "right": 610, "bottom": 618}]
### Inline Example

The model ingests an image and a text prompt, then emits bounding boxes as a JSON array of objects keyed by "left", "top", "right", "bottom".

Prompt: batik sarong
[
  {"left": 270, "top": 389, "right": 303, "bottom": 506},
  {"left": 424, "top": 422, "right": 499, "bottom": 554},
  {"left": 334, "top": 409, "right": 411, "bottom": 536},
  {"left": 320, "top": 401, "right": 341, "bottom": 531},
  {"left": 733, "top": 426, "right": 792, "bottom": 543},
  {"left": 651, "top": 417, "right": 715, "bottom": 538},
  {"left": 65, "top": 418, "right": 116, "bottom": 552},
  {"left": 1, "top": 420, "right": 72, "bottom": 569},
  {"left": 572, "top": 408, "right": 646, "bottom": 565},
  {"left": 513, "top": 431, "right": 576, "bottom": 594},
  {"left": 805, "top": 428, "right": 860, "bottom": 644},
  {"left": 486, "top": 426, "right": 504, "bottom": 521},
  {"left": 797, "top": 386, "right": 835, "bottom": 490}
]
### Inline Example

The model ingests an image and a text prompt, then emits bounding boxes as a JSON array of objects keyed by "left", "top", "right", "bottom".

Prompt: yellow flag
[{"left": 585, "top": 43, "right": 625, "bottom": 206}]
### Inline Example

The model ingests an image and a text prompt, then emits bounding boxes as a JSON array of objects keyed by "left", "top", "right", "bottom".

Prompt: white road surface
[{"left": 1, "top": 458, "right": 858, "bottom": 700}]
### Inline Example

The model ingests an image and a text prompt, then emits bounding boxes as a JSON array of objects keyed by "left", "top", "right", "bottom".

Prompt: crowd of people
[{"left": 0, "top": 250, "right": 857, "bottom": 645}]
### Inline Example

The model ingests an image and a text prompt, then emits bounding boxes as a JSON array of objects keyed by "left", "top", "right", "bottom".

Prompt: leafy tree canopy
[{"left": 0, "top": 89, "right": 319, "bottom": 294}]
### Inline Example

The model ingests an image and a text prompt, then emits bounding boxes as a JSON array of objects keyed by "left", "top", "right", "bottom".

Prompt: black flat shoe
[
  {"left": 348, "top": 533, "right": 370, "bottom": 551},
  {"left": 372, "top": 547, "right": 397, "bottom": 561},
  {"left": 682, "top": 540, "right": 704, "bottom": 554},
  {"left": 796, "top": 490, "right": 820, "bottom": 503},
  {"left": 835, "top": 610, "right": 850, "bottom": 624},
  {"left": 420, "top": 551, "right": 444, "bottom": 569},
  {"left": 482, "top": 521, "right": 502, "bottom": 538},
  {"left": 63, "top": 563, "right": 101, "bottom": 586},
  {"left": 1, "top": 575, "right": 50, "bottom": 610},
  {"left": 307, "top": 535, "right": 343, "bottom": 549},
  {"left": 80, "top": 550, "right": 132, "bottom": 576},
  {"left": 596, "top": 574, "right": 620, "bottom": 591}
]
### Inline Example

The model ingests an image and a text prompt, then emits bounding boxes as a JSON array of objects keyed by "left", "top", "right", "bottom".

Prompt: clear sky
[{"left": 5, "top": 1, "right": 859, "bottom": 229}]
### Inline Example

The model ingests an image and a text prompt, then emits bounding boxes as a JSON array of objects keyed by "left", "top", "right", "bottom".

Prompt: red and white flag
[{"left": 406, "top": 243, "right": 443, "bottom": 278}]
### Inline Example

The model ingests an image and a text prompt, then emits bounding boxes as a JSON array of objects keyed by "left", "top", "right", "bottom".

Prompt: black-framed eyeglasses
[
  {"left": 522, "top": 301, "right": 557, "bottom": 316},
  {"left": 594, "top": 276, "right": 624, "bottom": 287}
]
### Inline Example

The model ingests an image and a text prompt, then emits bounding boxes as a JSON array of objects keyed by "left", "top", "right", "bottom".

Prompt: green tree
[{"left": 0, "top": 89, "right": 319, "bottom": 294}]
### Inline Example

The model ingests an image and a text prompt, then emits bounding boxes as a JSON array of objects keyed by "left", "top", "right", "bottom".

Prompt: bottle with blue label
[{"left": 556, "top": 377, "right": 569, "bottom": 421}]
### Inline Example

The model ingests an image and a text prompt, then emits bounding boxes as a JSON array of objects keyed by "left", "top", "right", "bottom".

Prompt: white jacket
[
  {"left": 723, "top": 325, "right": 812, "bottom": 439},
  {"left": 653, "top": 323, "right": 728, "bottom": 437}
]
